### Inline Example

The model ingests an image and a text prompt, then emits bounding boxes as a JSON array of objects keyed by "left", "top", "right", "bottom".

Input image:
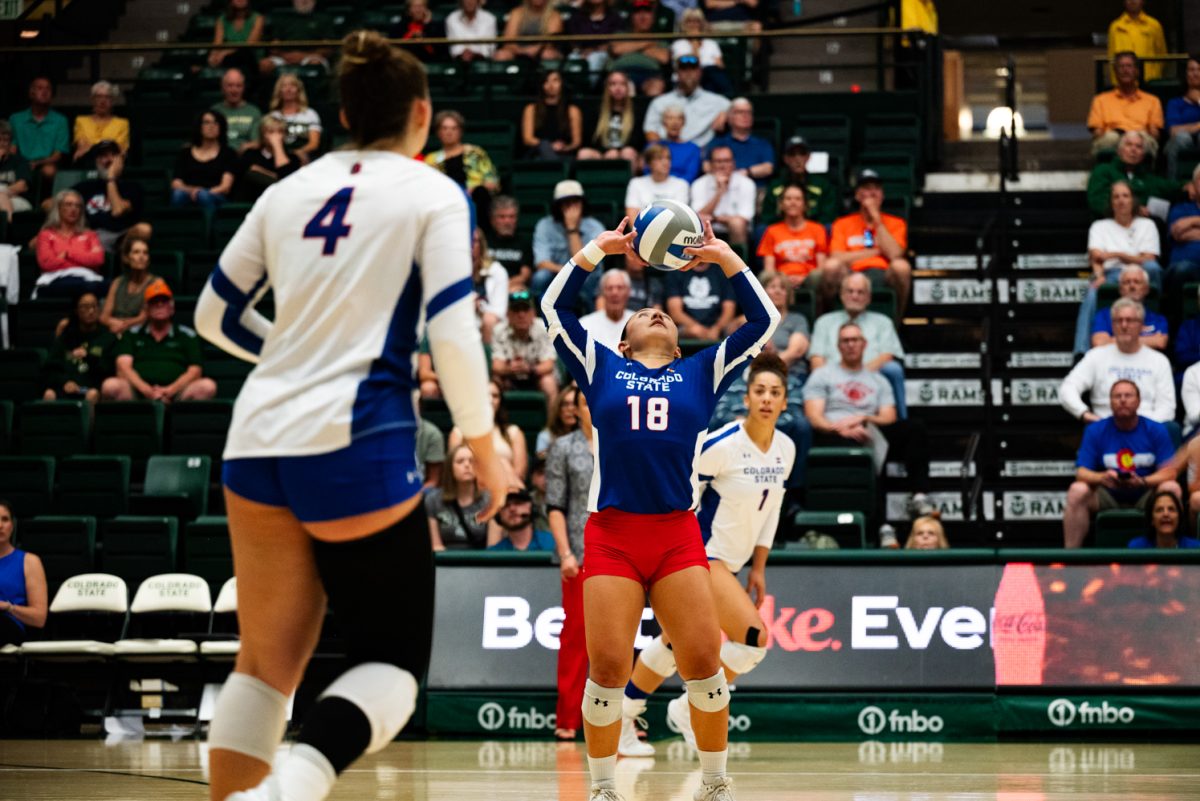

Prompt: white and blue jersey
[
  {"left": 541, "top": 260, "right": 778, "bottom": 515},
  {"left": 695, "top": 420, "right": 794, "bottom": 572}
]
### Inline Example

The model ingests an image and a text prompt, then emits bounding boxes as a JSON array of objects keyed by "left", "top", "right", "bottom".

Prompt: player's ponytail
[
  {"left": 747, "top": 351, "right": 788, "bottom": 394},
  {"left": 337, "top": 29, "right": 428, "bottom": 148}
]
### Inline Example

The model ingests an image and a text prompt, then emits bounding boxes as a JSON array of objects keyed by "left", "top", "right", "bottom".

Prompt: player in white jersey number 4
[{"left": 619, "top": 352, "right": 795, "bottom": 757}]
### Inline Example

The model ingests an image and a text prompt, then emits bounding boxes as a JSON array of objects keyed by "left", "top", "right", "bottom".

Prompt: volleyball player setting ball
[
  {"left": 194, "top": 31, "right": 506, "bottom": 801},
  {"left": 542, "top": 211, "right": 779, "bottom": 801},
  {"left": 619, "top": 351, "right": 795, "bottom": 757}
]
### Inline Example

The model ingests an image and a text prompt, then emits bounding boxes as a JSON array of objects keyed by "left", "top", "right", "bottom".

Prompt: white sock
[
  {"left": 623, "top": 696, "right": 647, "bottom": 719},
  {"left": 588, "top": 754, "right": 617, "bottom": 790},
  {"left": 276, "top": 744, "right": 337, "bottom": 801},
  {"left": 697, "top": 748, "right": 727, "bottom": 784}
]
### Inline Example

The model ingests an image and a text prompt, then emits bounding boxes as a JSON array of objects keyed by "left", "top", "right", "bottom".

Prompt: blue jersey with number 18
[{"left": 542, "top": 261, "right": 779, "bottom": 515}]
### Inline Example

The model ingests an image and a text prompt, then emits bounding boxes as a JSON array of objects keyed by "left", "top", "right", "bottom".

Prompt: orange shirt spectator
[
  {"left": 1088, "top": 88, "right": 1164, "bottom": 138},
  {"left": 830, "top": 212, "right": 907, "bottom": 272},
  {"left": 758, "top": 220, "right": 827, "bottom": 279}
]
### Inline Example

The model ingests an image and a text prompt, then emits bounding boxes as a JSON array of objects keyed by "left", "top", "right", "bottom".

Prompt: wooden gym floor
[{"left": 2, "top": 738, "right": 1198, "bottom": 800}]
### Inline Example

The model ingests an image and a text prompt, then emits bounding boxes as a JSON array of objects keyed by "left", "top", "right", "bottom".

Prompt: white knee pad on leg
[
  {"left": 720, "top": 640, "right": 767, "bottom": 675},
  {"left": 320, "top": 662, "right": 418, "bottom": 754},
  {"left": 207, "top": 672, "right": 289, "bottom": 764},
  {"left": 581, "top": 680, "right": 624, "bottom": 727},
  {"left": 686, "top": 671, "right": 730, "bottom": 713},
  {"left": 640, "top": 636, "right": 677, "bottom": 678}
]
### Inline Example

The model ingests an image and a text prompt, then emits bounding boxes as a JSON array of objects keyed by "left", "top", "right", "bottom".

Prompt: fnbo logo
[{"left": 666, "top": 712, "right": 750, "bottom": 733}]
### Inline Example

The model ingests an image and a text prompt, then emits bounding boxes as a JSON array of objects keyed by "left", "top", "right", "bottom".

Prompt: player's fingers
[
  {"left": 702, "top": 218, "right": 715, "bottom": 243},
  {"left": 616, "top": 216, "right": 629, "bottom": 233}
]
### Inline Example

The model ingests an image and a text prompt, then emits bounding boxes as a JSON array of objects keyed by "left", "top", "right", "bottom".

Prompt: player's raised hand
[
  {"left": 595, "top": 217, "right": 637, "bottom": 256},
  {"left": 680, "top": 219, "right": 743, "bottom": 273}
]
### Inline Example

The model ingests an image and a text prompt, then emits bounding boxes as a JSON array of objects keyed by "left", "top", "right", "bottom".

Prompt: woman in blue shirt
[
  {"left": 0, "top": 500, "right": 49, "bottom": 645},
  {"left": 1128, "top": 490, "right": 1200, "bottom": 549}
]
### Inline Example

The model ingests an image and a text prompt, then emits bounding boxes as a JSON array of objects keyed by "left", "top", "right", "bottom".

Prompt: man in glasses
[
  {"left": 644, "top": 54, "right": 731, "bottom": 148},
  {"left": 491, "top": 288, "right": 560, "bottom": 407}
]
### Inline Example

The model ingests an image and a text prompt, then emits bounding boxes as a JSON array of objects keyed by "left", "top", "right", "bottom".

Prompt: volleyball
[{"left": 632, "top": 200, "right": 705, "bottom": 271}]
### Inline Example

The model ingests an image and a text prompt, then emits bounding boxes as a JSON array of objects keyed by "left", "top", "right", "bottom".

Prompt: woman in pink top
[{"left": 35, "top": 189, "right": 105, "bottom": 297}]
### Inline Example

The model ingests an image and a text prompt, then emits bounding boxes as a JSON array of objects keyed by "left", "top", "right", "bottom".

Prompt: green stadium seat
[
  {"left": 205, "top": 360, "right": 254, "bottom": 400},
  {"left": 140, "top": 137, "right": 187, "bottom": 172},
  {"left": 100, "top": 516, "right": 179, "bottom": 588},
  {"left": 573, "top": 159, "right": 633, "bottom": 211},
  {"left": 788, "top": 511, "right": 867, "bottom": 550},
  {"left": 92, "top": 401, "right": 165, "bottom": 472},
  {"left": 505, "top": 390, "right": 547, "bottom": 435},
  {"left": 511, "top": 161, "right": 570, "bottom": 198},
  {"left": 124, "top": 167, "right": 171, "bottom": 206},
  {"left": 51, "top": 169, "right": 89, "bottom": 198},
  {"left": 835, "top": 285, "right": 897, "bottom": 320},
  {"left": 18, "top": 400, "right": 90, "bottom": 459},
  {"left": 131, "top": 455, "right": 212, "bottom": 521},
  {"left": 1097, "top": 282, "right": 1159, "bottom": 313},
  {"left": 10, "top": 299, "right": 69, "bottom": 349},
  {"left": 56, "top": 455, "right": 132, "bottom": 518},
  {"left": 184, "top": 251, "right": 221, "bottom": 295},
  {"left": 183, "top": 516, "right": 233, "bottom": 596},
  {"left": 1184, "top": 283, "right": 1200, "bottom": 319},
  {"left": 793, "top": 115, "right": 853, "bottom": 154},
  {"left": 146, "top": 207, "right": 209, "bottom": 251},
  {"left": 420, "top": 397, "right": 453, "bottom": 434},
  {"left": 751, "top": 117, "right": 782, "bottom": 153},
  {"left": 167, "top": 400, "right": 232, "bottom": 479},
  {"left": 469, "top": 125, "right": 517, "bottom": 175},
  {"left": 210, "top": 203, "right": 254, "bottom": 251},
  {"left": 1093, "top": 509, "right": 1144, "bottom": 548},
  {"left": 0, "top": 400, "right": 11, "bottom": 453},
  {"left": 862, "top": 113, "right": 922, "bottom": 157},
  {"left": 0, "top": 348, "right": 45, "bottom": 402},
  {"left": 149, "top": 250, "right": 186, "bottom": 290},
  {"left": 790, "top": 287, "right": 816, "bottom": 325},
  {"left": 804, "top": 447, "right": 876, "bottom": 521},
  {"left": 0, "top": 456, "right": 55, "bottom": 516},
  {"left": 18, "top": 516, "right": 97, "bottom": 594}
]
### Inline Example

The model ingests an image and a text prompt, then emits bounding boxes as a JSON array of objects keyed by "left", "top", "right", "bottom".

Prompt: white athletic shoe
[
  {"left": 225, "top": 776, "right": 281, "bottom": 801},
  {"left": 589, "top": 787, "right": 627, "bottom": 801},
  {"left": 667, "top": 694, "right": 696, "bottom": 749},
  {"left": 693, "top": 776, "right": 736, "bottom": 801},
  {"left": 618, "top": 716, "right": 655, "bottom": 757}
]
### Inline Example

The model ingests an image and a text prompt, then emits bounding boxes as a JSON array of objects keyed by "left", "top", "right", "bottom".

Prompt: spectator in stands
[
  {"left": 236, "top": 114, "right": 299, "bottom": 202},
  {"left": 757, "top": 184, "right": 827, "bottom": 288},
  {"left": 1164, "top": 55, "right": 1200, "bottom": 182},
  {"left": 72, "top": 81, "right": 129, "bottom": 162},
  {"left": 445, "top": 0, "right": 497, "bottom": 62},
  {"left": 609, "top": 0, "right": 671, "bottom": 96},
  {"left": 426, "top": 443, "right": 492, "bottom": 550},
  {"left": 665, "top": 254, "right": 736, "bottom": 339},
  {"left": 268, "top": 74, "right": 321, "bottom": 164},
  {"left": 1060, "top": 298, "right": 1175, "bottom": 424},
  {"left": 101, "top": 279, "right": 217, "bottom": 402},
  {"left": 825, "top": 169, "right": 912, "bottom": 314},
  {"left": 580, "top": 269, "right": 635, "bottom": 350},
  {"left": 702, "top": 0, "right": 762, "bottom": 35},
  {"left": 565, "top": 0, "right": 622, "bottom": 76},
  {"left": 706, "top": 97, "right": 775, "bottom": 185},
  {"left": 763, "top": 135, "right": 838, "bottom": 227},
  {"left": 1167, "top": 166, "right": 1200, "bottom": 301},
  {"left": 625, "top": 253, "right": 663, "bottom": 311},
  {"left": 1087, "top": 52, "right": 1163, "bottom": 158},
  {"left": 1176, "top": 285, "right": 1200, "bottom": 376},
  {"left": 74, "top": 140, "right": 151, "bottom": 251},
  {"left": 417, "top": 418, "right": 446, "bottom": 488},
  {"left": 672, "top": 9, "right": 733, "bottom": 97},
  {"left": 537, "top": 383, "right": 579, "bottom": 458},
  {"left": 531, "top": 180, "right": 605, "bottom": 301},
  {"left": 644, "top": 54, "right": 730, "bottom": 147},
  {"left": 691, "top": 143, "right": 754, "bottom": 244},
  {"left": 99, "top": 237, "right": 157, "bottom": 336},
  {"left": 42, "top": 290, "right": 115, "bottom": 404},
  {"left": 473, "top": 228, "right": 508, "bottom": 343},
  {"left": 625, "top": 144, "right": 690, "bottom": 220},
  {"left": 488, "top": 195, "right": 533, "bottom": 289},
  {"left": 491, "top": 289, "right": 559, "bottom": 406},
  {"left": 1107, "top": 0, "right": 1167, "bottom": 82},
  {"left": 425, "top": 111, "right": 501, "bottom": 208},
  {"left": 804, "top": 321, "right": 930, "bottom": 547},
  {"left": 656, "top": 106, "right": 704, "bottom": 182},
  {"left": 495, "top": 0, "right": 564, "bottom": 62},
  {"left": 213, "top": 68, "right": 262, "bottom": 153},
  {"left": 1128, "top": 490, "right": 1200, "bottom": 548},
  {"left": 8, "top": 76, "right": 68, "bottom": 188},
  {"left": 521, "top": 70, "right": 582, "bottom": 161},
  {"left": 0, "top": 501, "right": 48, "bottom": 647},
  {"left": 810, "top": 273, "right": 908, "bottom": 418},
  {"left": 170, "top": 110, "right": 237, "bottom": 210},
  {"left": 488, "top": 489, "right": 557, "bottom": 550},
  {"left": 578, "top": 71, "right": 643, "bottom": 165},
  {"left": 259, "top": 0, "right": 333, "bottom": 76},
  {"left": 1087, "top": 265, "right": 1168, "bottom": 354},
  {"left": 35, "top": 189, "right": 105, "bottom": 298},
  {"left": 0, "top": 121, "right": 33, "bottom": 221},
  {"left": 394, "top": 0, "right": 447, "bottom": 62},
  {"left": 1086, "top": 131, "right": 1183, "bottom": 218},
  {"left": 208, "top": 0, "right": 265, "bottom": 71},
  {"left": 1063, "top": 379, "right": 1180, "bottom": 548},
  {"left": 904, "top": 516, "right": 948, "bottom": 550},
  {"left": 448, "top": 379, "right": 528, "bottom": 485}
]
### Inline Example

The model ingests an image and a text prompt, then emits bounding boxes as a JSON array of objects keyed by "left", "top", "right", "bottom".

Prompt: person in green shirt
[
  {"left": 43, "top": 290, "right": 117, "bottom": 404},
  {"left": 762, "top": 135, "right": 838, "bottom": 226},
  {"left": 1087, "top": 130, "right": 1189, "bottom": 218},
  {"left": 211, "top": 68, "right": 262, "bottom": 153},
  {"left": 100, "top": 279, "right": 217, "bottom": 402},
  {"left": 8, "top": 76, "right": 69, "bottom": 186}
]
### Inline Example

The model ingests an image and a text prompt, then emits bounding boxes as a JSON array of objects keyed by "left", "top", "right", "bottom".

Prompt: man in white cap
[{"left": 531, "top": 179, "right": 606, "bottom": 305}]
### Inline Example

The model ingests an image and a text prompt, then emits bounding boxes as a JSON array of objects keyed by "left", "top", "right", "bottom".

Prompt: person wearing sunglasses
[{"left": 644, "top": 54, "right": 731, "bottom": 148}]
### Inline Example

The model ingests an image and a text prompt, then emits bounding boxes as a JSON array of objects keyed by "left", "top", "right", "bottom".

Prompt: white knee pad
[
  {"left": 720, "top": 640, "right": 767, "bottom": 675},
  {"left": 581, "top": 679, "right": 624, "bottom": 727},
  {"left": 207, "top": 672, "right": 289, "bottom": 764},
  {"left": 639, "top": 636, "right": 677, "bottom": 678},
  {"left": 686, "top": 670, "right": 730, "bottom": 713},
  {"left": 320, "top": 662, "right": 418, "bottom": 754}
]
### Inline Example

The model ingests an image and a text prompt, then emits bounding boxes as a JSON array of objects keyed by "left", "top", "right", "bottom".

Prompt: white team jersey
[
  {"left": 195, "top": 151, "right": 492, "bottom": 459},
  {"left": 695, "top": 420, "right": 795, "bottom": 572}
]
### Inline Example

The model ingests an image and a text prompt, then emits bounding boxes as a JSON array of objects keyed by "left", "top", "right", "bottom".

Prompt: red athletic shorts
[{"left": 582, "top": 508, "right": 709, "bottom": 590}]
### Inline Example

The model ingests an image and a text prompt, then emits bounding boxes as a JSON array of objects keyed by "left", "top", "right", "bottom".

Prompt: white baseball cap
[{"left": 553, "top": 179, "right": 585, "bottom": 202}]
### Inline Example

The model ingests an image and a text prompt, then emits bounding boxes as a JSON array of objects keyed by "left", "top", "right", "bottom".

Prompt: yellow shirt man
[
  {"left": 901, "top": 0, "right": 937, "bottom": 35},
  {"left": 73, "top": 115, "right": 130, "bottom": 154},
  {"left": 1108, "top": 9, "right": 1167, "bottom": 81}
]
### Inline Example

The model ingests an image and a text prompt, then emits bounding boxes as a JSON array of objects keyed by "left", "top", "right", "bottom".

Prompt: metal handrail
[{"left": 1091, "top": 52, "right": 1192, "bottom": 92}]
